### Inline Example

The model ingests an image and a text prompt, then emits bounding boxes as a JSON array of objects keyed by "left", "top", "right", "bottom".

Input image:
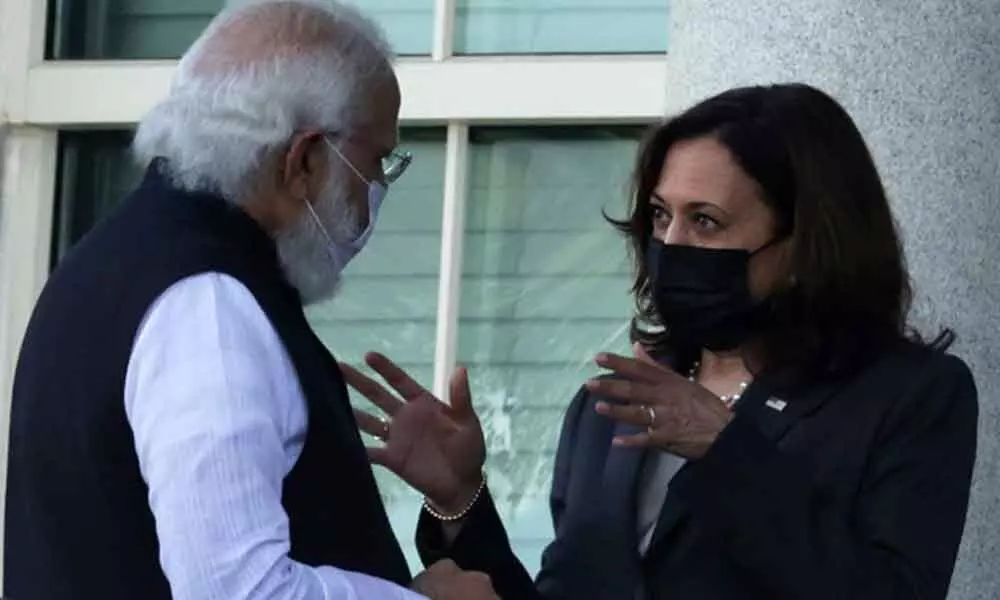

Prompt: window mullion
[
  {"left": 432, "top": 122, "right": 468, "bottom": 400},
  {"left": 431, "top": 0, "right": 457, "bottom": 61}
]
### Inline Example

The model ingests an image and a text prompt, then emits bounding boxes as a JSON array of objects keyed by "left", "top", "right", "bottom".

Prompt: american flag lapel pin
[{"left": 765, "top": 397, "right": 788, "bottom": 412}]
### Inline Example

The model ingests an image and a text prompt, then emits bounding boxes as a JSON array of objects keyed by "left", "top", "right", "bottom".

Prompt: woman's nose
[{"left": 658, "top": 222, "right": 691, "bottom": 246}]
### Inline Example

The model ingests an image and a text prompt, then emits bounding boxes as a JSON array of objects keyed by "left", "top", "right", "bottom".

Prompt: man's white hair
[{"left": 133, "top": 0, "right": 394, "bottom": 203}]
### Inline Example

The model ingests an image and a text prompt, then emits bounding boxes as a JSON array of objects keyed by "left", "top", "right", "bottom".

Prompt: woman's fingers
[
  {"left": 340, "top": 362, "right": 405, "bottom": 416},
  {"left": 631, "top": 342, "right": 660, "bottom": 367},
  {"left": 594, "top": 352, "right": 670, "bottom": 384},
  {"left": 585, "top": 377, "right": 660, "bottom": 405},
  {"left": 595, "top": 400, "right": 657, "bottom": 428},
  {"left": 611, "top": 430, "right": 654, "bottom": 448}
]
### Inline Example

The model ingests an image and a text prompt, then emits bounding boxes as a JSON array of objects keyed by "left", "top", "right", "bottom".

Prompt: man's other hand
[{"left": 410, "top": 559, "right": 500, "bottom": 600}]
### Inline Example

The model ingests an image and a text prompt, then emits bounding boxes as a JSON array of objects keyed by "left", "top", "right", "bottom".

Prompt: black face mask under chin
[{"left": 646, "top": 239, "right": 781, "bottom": 352}]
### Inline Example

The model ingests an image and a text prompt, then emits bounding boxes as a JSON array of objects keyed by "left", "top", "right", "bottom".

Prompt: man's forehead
[
  {"left": 355, "top": 76, "right": 401, "bottom": 149},
  {"left": 351, "top": 122, "right": 399, "bottom": 152}
]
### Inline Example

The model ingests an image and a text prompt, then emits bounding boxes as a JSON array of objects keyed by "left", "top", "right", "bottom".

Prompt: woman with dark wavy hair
[{"left": 345, "top": 83, "right": 978, "bottom": 600}]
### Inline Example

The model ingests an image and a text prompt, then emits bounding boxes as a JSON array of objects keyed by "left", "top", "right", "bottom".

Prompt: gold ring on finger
[
  {"left": 379, "top": 418, "right": 391, "bottom": 440},
  {"left": 644, "top": 405, "right": 657, "bottom": 432}
]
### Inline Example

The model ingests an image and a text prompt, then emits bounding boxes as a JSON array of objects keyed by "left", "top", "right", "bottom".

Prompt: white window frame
[{"left": 0, "top": 0, "right": 669, "bottom": 583}]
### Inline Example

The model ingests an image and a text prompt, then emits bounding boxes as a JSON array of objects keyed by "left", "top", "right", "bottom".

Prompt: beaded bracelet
[{"left": 422, "top": 474, "right": 487, "bottom": 522}]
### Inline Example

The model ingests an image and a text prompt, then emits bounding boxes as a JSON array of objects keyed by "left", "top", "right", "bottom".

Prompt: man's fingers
[
  {"left": 366, "top": 446, "right": 399, "bottom": 471},
  {"left": 429, "top": 559, "right": 459, "bottom": 572},
  {"left": 594, "top": 352, "right": 670, "bottom": 384},
  {"left": 585, "top": 377, "right": 659, "bottom": 405},
  {"left": 447, "top": 366, "right": 474, "bottom": 417},
  {"left": 353, "top": 408, "right": 389, "bottom": 440},
  {"left": 339, "top": 361, "right": 404, "bottom": 416},
  {"left": 365, "top": 352, "right": 432, "bottom": 401}
]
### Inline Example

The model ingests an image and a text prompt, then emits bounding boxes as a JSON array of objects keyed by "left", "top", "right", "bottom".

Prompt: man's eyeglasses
[
  {"left": 382, "top": 150, "right": 412, "bottom": 185},
  {"left": 323, "top": 131, "right": 412, "bottom": 185}
]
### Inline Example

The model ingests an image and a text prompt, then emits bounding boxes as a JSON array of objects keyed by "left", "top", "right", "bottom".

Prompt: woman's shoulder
[
  {"left": 858, "top": 340, "right": 978, "bottom": 422},
  {"left": 870, "top": 339, "right": 975, "bottom": 386},
  {"left": 560, "top": 372, "right": 639, "bottom": 438}
]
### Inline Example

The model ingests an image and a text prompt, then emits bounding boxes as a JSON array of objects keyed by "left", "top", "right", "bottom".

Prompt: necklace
[{"left": 687, "top": 362, "right": 750, "bottom": 409}]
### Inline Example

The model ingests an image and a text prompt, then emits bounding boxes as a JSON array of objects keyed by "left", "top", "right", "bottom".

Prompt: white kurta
[{"left": 125, "top": 272, "right": 424, "bottom": 600}]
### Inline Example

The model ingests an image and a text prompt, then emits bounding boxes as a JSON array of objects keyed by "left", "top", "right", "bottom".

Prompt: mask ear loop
[
  {"left": 749, "top": 235, "right": 787, "bottom": 257},
  {"left": 325, "top": 139, "right": 371, "bottom": 186},
  {"left": 301, "top": 195, "right": 337, "bottom": 248},
  {"left": 750, "top": 233, "right": 796, "bottom": 287}
]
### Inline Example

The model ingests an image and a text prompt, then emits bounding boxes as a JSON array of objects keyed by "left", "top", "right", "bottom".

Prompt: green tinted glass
[
  {"left": 458, "top": 126, "right": 641, "bottom": 572},
  {"left": 454, "top": 0, "right": 669, "bottom": 55},
  {"left": 49, "top": 0, "right": 434, "bottom": 59}
]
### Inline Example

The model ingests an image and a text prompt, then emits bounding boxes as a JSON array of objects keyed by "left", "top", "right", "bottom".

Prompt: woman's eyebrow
[{"left": 688, "top": 200, "right": 730, "bottom": 216}]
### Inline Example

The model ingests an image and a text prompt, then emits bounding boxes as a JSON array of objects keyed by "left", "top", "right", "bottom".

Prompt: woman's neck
[{"left": 695, "top": 348, "right": 754, "bottom": 399}]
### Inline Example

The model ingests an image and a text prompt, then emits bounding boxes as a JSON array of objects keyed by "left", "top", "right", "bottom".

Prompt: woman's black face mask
[{"left": 646, "top": 238, "right": 783, "bottom": 352}]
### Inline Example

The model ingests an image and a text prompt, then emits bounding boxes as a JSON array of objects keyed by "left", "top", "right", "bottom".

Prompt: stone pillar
[{"left": 665, "top": 1, "right": 1000, "bottom": 598}]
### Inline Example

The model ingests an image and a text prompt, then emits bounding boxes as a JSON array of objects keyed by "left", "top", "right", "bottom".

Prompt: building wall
[{"left": 666, "top": 1, "right": 1000, "bottom": 597}]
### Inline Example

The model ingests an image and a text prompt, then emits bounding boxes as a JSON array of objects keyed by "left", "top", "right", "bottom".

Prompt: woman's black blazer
[{"left": 418, "top": 342, "right": 978, "bottom": 600}]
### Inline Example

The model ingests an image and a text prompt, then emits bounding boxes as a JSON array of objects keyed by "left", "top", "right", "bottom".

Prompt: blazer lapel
[
  {"left": 641, "top": 460, "right": 691, "bottom": 560},
  {"left": 642, "top": 377, "right": 838, "bottom": 559},
  {"left": 601, "top": 420, "right": 647, "bottom": 558},
  {"left": 748, "top": 377, "right": 838, "bottom": 443},
  {"left": 599, "top": 351, "right": 684, "bottom": 556}
]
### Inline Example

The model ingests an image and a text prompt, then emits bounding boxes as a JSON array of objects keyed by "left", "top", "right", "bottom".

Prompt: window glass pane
[
  {"left": 50, "top": 0, "right": 433, "bottom": 59},
  {"left": 454, "top": 0, "right": 669, "bottom": 55},
  {"left": 52, "top": 132, "right": 135, "bottom": 262},
  {"left": 54, "top": 129, "right": 445, "bottom": 571},
  {"left": 460, "top": 127, "right": 640, "bottom": 572}
]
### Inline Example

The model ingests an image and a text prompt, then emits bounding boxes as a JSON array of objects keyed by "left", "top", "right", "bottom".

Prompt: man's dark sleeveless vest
[{"left": 4, "top": 162, "right": 410, "bottom": 599}]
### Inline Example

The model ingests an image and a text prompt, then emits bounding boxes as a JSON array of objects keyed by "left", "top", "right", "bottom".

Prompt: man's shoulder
[
  {"left": 141, "top": 271, "right": 272, "bottom": 339},
  {"left": 126, "top": 270, "right": 300, "bottom": 417},
  {"left": 156, "top": 271, "right": 253, "bottom": 302}
]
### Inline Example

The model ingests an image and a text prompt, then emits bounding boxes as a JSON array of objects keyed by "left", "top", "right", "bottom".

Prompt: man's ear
[{"left": 281, "top": 130, "right": 326, "bottom": 201}]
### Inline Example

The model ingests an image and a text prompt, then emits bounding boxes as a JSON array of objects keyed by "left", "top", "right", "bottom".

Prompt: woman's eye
[
  {"left": 693, "top": 213, "right": 721, "bottom": 230},
  {"left": 651, "top": 206, "right": 670, "bottom": 222}
]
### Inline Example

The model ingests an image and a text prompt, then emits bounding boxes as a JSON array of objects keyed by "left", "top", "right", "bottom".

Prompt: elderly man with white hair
[{"left": 4, "top": 1, "right": 498, "bottom": 599}]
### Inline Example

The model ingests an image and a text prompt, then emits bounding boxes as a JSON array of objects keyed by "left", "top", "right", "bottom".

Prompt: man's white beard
[{"left": 275, "top": 173, "right": 360, "bottom": 305}]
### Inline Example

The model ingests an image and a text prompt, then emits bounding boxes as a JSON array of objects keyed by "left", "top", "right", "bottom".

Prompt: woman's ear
[{"left": 749, "top": 237, "right": 793, "bottom": 299}]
